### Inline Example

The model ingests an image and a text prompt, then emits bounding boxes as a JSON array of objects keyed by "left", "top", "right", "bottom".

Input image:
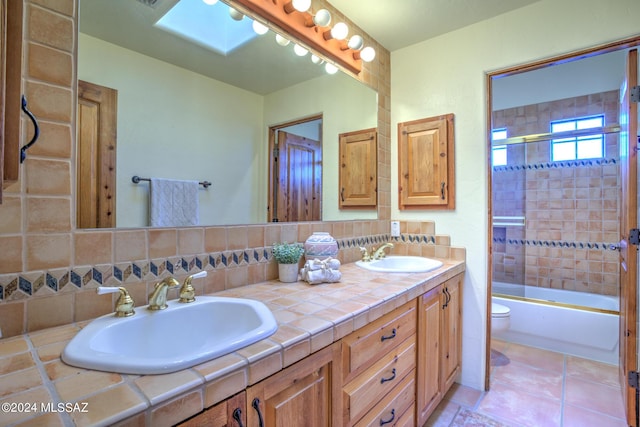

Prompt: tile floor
[{"left": 426, "top": 339, "right": 627, "bottom": 427}]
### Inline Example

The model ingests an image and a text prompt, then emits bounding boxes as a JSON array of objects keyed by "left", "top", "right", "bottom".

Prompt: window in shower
[
  {"left": 492, "top": 128, "right": 507, "bottom": 166},
  {"left": 550, "top": 115, "right": 604, "bottom": 161}
]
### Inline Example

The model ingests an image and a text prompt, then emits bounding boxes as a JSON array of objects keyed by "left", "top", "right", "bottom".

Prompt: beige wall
[{"left": 0, "top": 0, "right": 392, "bottom": 339}]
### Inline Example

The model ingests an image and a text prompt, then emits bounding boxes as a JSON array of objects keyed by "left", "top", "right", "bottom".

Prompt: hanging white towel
[{"left": 149, "top": 178, "right": 200, "bottom": 227}]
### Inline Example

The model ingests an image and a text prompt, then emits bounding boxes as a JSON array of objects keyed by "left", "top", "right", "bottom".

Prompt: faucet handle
[
  {"left": 359, "top": 246, "right": 371, "bottom": 262},
  {"left": 97, "top": 286, "right": 135, "bottom": 317},
  {"left": 179, "top": 271, "right": 207, "bottom": 303}
]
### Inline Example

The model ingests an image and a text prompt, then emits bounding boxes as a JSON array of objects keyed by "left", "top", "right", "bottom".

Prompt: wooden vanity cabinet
[
  {"left": 246, "top": 343, "right": 340, "bottom": 427},
  {"left": 178, "top": 275, "right": 463, "bottom": 427},
  {"left": 178, "top": 392, "right": 246, "bottom": 427},
  {"left": 416, "top": 274, "right": 463, "bottom": 425},
  {"left": 341, "top": 300, "right": 417, "bottom": 426}
]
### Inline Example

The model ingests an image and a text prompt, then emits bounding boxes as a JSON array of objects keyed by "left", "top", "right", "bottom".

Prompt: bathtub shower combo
[
  {"left": 492, "top": 282, "right": 619, "bottom": 365},
  {"left": 490, "top": 91, "right": 622, "bottom": 366}
]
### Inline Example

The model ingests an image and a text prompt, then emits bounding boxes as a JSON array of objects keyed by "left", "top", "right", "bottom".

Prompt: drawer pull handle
[
  {"left": 252, "top": 398, "right": 264, "bottom": 427},
  {"left": 380, "top": 328, "right": 397, "bottom": 341},
  {"left": 380, "top": 368, "right": 396, "bottom": 384},
  {"left": 380, "top": 409, "right": 396, "bottom": 426},
  {"left": 232, "top": 408, "right": 244, "bottom": 427}
]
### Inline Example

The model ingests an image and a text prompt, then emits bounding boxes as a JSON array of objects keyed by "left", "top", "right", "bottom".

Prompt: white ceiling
[
  {"left": 328, "top": 0, "right": 541, "bottom": 51},
  {"left": 79, "top": 0, "right": 541, "bottom": 94}
]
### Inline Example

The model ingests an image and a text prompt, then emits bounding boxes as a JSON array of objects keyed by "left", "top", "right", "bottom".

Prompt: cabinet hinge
[
  {"left": 630, "top": 229, "right": 640, "bottom": 245},
  {"left": 631, "top": 86, "right": 640, "bottom": 103},
  {"left": 629, "top": 371, "right": 640, "bottom": 389}
]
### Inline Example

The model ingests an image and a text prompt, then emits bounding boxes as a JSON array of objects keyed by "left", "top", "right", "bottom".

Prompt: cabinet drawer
[
  {"left": 353, "top": 370, "right": 415, "bottom": 427},
  {"left": 343, "top": 337, "right": 415, "bottom": 423},
  {"left": 342, "top": 300, "right": 416, "bottom": 380}
]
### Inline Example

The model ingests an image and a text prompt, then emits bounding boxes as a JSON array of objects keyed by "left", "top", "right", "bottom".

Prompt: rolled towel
[{"left": 304, "top": 258, "right": 341, "bottom": 271}]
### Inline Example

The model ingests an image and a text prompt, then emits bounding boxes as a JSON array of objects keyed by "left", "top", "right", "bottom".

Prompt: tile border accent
[
  {"left": 493, "top": 157, "right": 617, "bottom": 173},
  {"left": 1, "top": 234, "right": 443, "bottom": 301},
  {"left": 493, "top": 237, "right": 618, "bottom": 251}
]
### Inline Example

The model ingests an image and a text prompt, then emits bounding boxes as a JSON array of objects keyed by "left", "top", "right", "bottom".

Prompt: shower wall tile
[{"left": 492, "top": 90, "right": 620, "bottom": 297}]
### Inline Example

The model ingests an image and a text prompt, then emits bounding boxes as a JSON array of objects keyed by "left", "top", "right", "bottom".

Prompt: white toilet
[{"left": 491, "top": 302, "right": 511, "bottom": 333}]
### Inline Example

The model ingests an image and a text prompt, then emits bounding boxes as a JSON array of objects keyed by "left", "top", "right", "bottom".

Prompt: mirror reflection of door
[
  {"left": 77, "top": 80, "right": 117, "bottom": 228},
  {"left": 268, "top": 116, "right": 322, "bottom": 222}
]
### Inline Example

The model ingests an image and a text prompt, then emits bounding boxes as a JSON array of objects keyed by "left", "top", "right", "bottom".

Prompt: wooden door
[
  {"left": 398, "top": 114, "right": 455, "bottom": 209},
  {"left": 619, "top": 48, "right": 638, "bottom": 427},
  {"left": 77, "top": 80, "right": 117, "bottom": 228},
  {"left": 1, "top": 0, "right": 23, "bottom": 200},
  {"left": 246, "top": 344, "right": 338, "bottom": 427},
  {"left": 339, "top": 128, "right": 377, "bottom": 208},
  {"left": 273, "top": 130, "right": 321, "bottom": 222},
  {"left": 416, "top": 286, "right": 443, "bottom": 425},
  {"left": 441, "top": 274, "right": 461, "bottom": 392}
]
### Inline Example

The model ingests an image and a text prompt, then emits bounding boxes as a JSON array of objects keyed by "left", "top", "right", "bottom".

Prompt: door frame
[
  {"left": 485, "top": 34, "right": 640, "bottom": 391},
  {"left": 267, "top": 114, "right": 323, "bottom": 222}
]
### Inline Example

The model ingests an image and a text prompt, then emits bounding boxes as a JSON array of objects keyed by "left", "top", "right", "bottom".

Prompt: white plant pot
[{"left": 278, "top": 263, "right": 299, "bottom": 283}]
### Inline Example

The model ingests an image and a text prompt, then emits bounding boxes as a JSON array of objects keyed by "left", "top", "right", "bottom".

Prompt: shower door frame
[{"left": 485, "top": 36, "right": 640, "bottom": 410}]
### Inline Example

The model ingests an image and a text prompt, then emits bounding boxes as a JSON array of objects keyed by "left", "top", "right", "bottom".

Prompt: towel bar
[{"left": 132, "top": 175, "right": 211, "bottom": 189}]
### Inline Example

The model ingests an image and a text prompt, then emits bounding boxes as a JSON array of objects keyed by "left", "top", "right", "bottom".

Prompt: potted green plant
[{"left": 272, "top": 242, "right": 305, "bottom": 282}]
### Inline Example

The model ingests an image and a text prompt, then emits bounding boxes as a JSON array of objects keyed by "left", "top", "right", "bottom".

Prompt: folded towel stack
[{"left": 300, "top": 258, "right": 342, "bottom": 285}]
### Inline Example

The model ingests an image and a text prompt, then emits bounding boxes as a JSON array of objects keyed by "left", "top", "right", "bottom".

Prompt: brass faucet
[
  {"left": 372, "top": 242, "right": 394, "bottom": 260},
  {"left": 359, "top": 246, "right": 372, "bottom": 262},
  {"left": 148, "top": 277, "right": 179, "bottom": 310},
  {"left": 179, "top": 271, "right": 208, "bottom": 303},
  {"left": 97, "top": 286, "right": 135, "bottom": 317}
]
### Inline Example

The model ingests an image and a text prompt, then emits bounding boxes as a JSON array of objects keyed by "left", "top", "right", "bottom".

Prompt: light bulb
[
  {"left": 347, "top": 35, "right": 364, "bottom": 50},
  {"left": 313, "top": 9, "right": 331, "bottom": 27},
  {"left": 275, "top": 34, "right": 290, "bottom": 46},
  {"left": 252, "top": 20, "right": 269, "bottom": 35},
  {"left": 229, "top": 8, "right": 244, "bottom": 21},
  {"left": 293, "top": 44, "right": 308, "bottom": 57},
  {"left": 330, "top": 22, "right": 348, "bottom": 41},
  {"left": 311, "top": 55, "right": 323, "bottom": 64},
  {"left": 284, "top": 0, "right": 311, "bottom": 14},
  {"left": 360, "top": 46, "right": 376, "bottom": 62},
  {"left": 292, "top": 0, "right": 311, "bottom": 12},
  {"left": 325, "top": 63, "right": 338, "bottom": 74},
  {"left": 203, "top": 0, "right": 218, "bottom": 5}
]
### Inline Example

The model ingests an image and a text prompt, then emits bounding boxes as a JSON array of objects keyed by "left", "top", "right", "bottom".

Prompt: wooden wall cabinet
[
  {"left": 339, "top": 128, "right": 377, "bottom": 208},
  {"left": 398, "top": 114, "right": 455, "bottom": 210},
  {"left": 416, "top": 274, "right": 463, "bottom": 425},
  {"left": 0, "top": 0, "right": 24, "bottom": 202}
]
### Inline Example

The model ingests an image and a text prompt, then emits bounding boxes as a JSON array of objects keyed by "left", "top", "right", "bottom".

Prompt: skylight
[{"left": 155, "top": 0, "right": 257, "bottom": 55}]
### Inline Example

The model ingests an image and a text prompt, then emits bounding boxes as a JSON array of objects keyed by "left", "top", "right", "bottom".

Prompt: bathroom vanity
[
  {"left": 0, "top": 259, "right": 464, "bottom": 426},
  {"left": 179, "top": 268, "right": 463, "bottom": 427}
]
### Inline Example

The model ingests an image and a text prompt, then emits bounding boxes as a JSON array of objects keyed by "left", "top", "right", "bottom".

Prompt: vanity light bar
[{"left": 230, "top": 0, "right": 363, "bottom": 74}]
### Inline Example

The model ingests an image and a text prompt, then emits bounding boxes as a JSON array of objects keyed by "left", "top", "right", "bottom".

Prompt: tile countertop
[{"left": 0, "top": 258, "right": 465, "bottom": 427}]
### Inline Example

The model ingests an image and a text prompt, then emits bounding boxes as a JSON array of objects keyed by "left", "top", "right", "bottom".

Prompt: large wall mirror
[{"left": 77, "top": 0, "right": 378, "bottom": 229}]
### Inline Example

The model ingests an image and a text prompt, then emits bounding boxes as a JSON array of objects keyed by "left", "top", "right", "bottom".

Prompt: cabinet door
[
  {"left": 178, "top": 392, "right": 246, "bottom": 427},
  {"left": 416, "top": 285, "right": 442, "bottom": 425},
  {"left": 398, "top": 114, "right": 455, "bottom": 210},
  {"left": 441, "top": 274, "right": 462, "bottom": 392},
  {"left": 247, "top": 344, "right": 339, "bottom": 427},
  {"left": 339, "top": 128, "right": 377, "bottom": 208}
]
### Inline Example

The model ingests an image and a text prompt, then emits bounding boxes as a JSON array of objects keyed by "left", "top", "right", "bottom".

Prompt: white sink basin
[
  {"left": 356, "top": 256, "right": 443, "bottom": 273},
  {"left": 61, "top": 296, "right": 278, "bottom": 375}
]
